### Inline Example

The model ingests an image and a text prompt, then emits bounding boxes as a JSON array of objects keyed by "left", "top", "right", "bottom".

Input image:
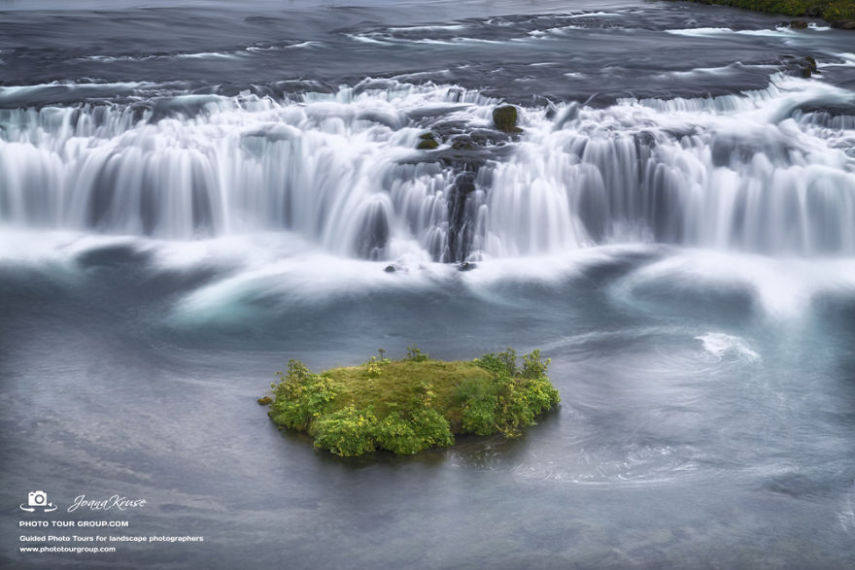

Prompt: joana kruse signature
[{"left": 67, "top": 494, "right": 147, "bottom": 513}]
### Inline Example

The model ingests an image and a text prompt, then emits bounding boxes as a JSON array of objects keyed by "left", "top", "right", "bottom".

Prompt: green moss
[
  {"left": 416, "top": 132, "right": 439, "bottom": 150},
  {"left": 824, "top": 0, "right": 855, "bottom": 20},
  {"left": 492, "top": 105, "right": 522, "bottom": 133},
  {"left": 672, "top": 0, "right": 855, "bottom": 22},
  {"left": 265, "top": 347, "right": 560, "bottom": 456}
]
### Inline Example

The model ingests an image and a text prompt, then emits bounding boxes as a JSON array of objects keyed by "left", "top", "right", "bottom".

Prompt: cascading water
[
  {"left": 5, "top": 3, "right": 855, "bottom": 569},
  {"left": 1, "top": 74, "right": 853, "bottom": 261}
]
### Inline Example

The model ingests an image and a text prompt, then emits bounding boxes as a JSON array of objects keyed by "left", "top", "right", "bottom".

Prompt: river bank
[{"left": 674, "top": 0, "right": 855, "bottom": 28}]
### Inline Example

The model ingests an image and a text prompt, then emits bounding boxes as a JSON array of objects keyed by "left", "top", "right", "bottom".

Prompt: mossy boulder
[
  {"left": 263, "top": 347, "right": 560, "bottom": 456},
  {"left": 416, "top": 132, "right": 439, "bottom": 150},
  {"left": 492, "top": 105, "right": 522, "bottom": 133}
]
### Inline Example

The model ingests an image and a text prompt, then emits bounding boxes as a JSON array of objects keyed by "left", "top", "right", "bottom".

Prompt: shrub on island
[{"left": 264, "top": 347, "right": 560, "bottom": 456}]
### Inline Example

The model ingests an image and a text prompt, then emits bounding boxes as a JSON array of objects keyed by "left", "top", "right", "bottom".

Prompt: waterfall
[{"left": 1, "top": 76, "right": 853, "bottom": 261}]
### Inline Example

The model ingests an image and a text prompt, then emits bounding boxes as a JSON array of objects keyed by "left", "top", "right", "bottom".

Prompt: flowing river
[{"left": 1, "top": 0, "right": 855, "bottom": 568}]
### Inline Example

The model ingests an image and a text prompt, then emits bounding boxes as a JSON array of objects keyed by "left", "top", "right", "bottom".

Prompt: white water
[{"left": 1, "top": 74, "right": 854, "bottom": 261}]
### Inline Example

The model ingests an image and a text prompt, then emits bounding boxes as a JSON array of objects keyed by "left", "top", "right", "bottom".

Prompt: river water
[{"left": 1, "top": 1, "right": 855, "bottom": 568}]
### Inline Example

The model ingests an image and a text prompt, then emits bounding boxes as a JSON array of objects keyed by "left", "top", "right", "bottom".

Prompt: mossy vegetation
[
  {"left": 264, "top": 347, "right": 560, "bottom": 456},
  {"left": 673, "top": 0, "right": 855, "bottom": 23}
]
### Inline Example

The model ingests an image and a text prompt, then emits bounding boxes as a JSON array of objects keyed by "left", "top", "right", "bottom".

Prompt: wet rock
[
  {"left": 416, "top": 132, "right": 439, "bottom": 150},
  {"left": 354, "top": 203, "right": 390, "bottom": 259},
  {"left": 492, "top": 105, "right": 522, "bottom": 133},
  {"left": 384, "top": 264, "right": 399, "bottom": 273},
  {"left": 457, "top": 261, "right": 477, "bottom": 272},
  {"left": 447, "top": 171, "right": 478, "bottom": 262},
  {"left": 781, "top": 54, "right": 819, "bottom": 78},
  {"left": 830, "top": 19, "right": 855, "bottom": 30},
  {"left": 805, "top": 55, "right": 818, "bottom": 72},
  {"left": 451, "top": 135, "right": 477, "bottom": 151},
  {"left": 257, "top": 396, "right": 273, "bottom": 405},
  {"left": 799, "top": 55, "right": 819, "bottom": 78},
  {"left": 789, "top": 19, "right": 808, "bottom": 29}
]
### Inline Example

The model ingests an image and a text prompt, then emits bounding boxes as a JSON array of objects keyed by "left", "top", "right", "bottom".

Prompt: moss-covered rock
[
  {"left": 416, "top": 132, "right": 439, "bottom": 150},
  {"left": 492, "top": 105, "right": 522, "bottom": 133},
  {"left": 263, "top": 347, "right": 560, "bottom": 456}
]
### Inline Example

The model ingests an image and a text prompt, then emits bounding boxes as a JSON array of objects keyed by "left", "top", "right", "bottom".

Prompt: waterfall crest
[{"left": 1, "top": 76, "right": 853, "bottom": 260}]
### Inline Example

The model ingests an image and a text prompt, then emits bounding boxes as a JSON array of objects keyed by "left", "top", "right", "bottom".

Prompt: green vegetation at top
[
  {"left": 263, "top": 346, "right": 560, "bottom": 456},
  {"left": 674, "top": 0, "right": 855, "bottom": 23}
]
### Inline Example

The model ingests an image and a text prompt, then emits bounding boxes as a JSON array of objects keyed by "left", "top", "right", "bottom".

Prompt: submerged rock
[
  {"left": 457, "top": 261, "right": 477, "bottom": 272},
  {"left": 492, "top": 105, "right": 522, "bottom": 133}
]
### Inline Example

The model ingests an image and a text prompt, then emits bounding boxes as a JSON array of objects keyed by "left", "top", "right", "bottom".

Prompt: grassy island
[{"left": 262, "top": 347, "right": 560, "bottom": 456}]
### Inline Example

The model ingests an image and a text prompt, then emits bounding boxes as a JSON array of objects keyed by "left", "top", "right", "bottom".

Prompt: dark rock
[
  {"left": 492, "top": 105, "right": 522, "bottom": 133},
  {"left": 257, "top": 396, "right": 273, "bottom": 405},
  {"left": 545, "top": 103, "right": 558, "bottom": 120},
  {"left": 384, "top": 264, "right": 398, "bottom": 273},
  {"left": 805, "top": 56, "right": 817, "bottom": 72},
  {"left": 446, "top": 171, "right": 478, "bottom": 262},
  {"left": 781, "top": 54, "right": 820, "bottom": 78},
  {"left": 355, "top": 202, "right": 389, "bottom": 259},
  {"left": 457, "top": 262, "right": 477, "bottom": 272},
  {"left": 830, "top": 20, "right": 855, "bottom": 30},
  {"left": 790, "top": 20, "right": 808, "bottom": 29},
  {"left": 451, "top": 135, "right": 477, "bottom": 151}
]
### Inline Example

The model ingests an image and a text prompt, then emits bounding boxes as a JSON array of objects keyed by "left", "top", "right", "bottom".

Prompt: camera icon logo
[{"left": 20, "top": 490, "right": 57, "bottom": 513}]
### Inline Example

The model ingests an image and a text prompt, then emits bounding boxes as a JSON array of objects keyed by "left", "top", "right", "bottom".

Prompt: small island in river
[{"left": 261, "top": 347, "right": 560, "bottom": 456}]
